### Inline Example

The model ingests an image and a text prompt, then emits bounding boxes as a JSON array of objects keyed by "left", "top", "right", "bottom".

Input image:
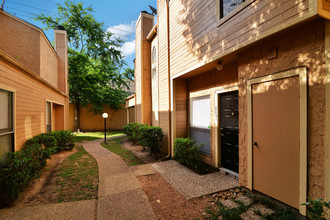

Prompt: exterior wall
[
  {"left": 168, "top": 0, "right": 316, "bottom": 77},
  {"left": 238, "top": 19, "right": 326, "bottom": 199},
  {"left": 186, "top": 63, "right": 238, "bottom": 166},
  {"left": 135, "top": 17, "right": 142, "bottom": 123},
  {"left": 158, "top": 0, "right": 171, "bottom": 152},
  {"left": 151, "top": 35, "right": 159, "bottom": 126},
  {"left": 0, "top": 12, "right": 41, "bottom": 75},
  {"left": 0, "top": 58, "right": 68, "bottom": 150},
  {"left": 0, "top": 11, "right": 69, "bottom": 152},
  {"left": 68, "top": 103, "right": 127, "bottom": 131},
  {"left": 135, "top": 12, "right": 154, "bottom": 125},
  {"left": 55, "top": 30, "right": 68, "bottom": 94},
  {"left": 40, "top": 36, "right": 58, "bottom": 88}
]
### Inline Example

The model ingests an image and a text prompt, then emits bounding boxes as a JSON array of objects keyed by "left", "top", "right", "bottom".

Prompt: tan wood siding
[
  {"left": 135, "top": 18, "right": 142, "bottom": 123},
  {"left": 0, "top": 59, "right": 68, "bottom": 150},
  {"left": 158, "top": 0, "right": 171, "bottom": 151},
  {"left": 169, "top": 0, "right": 313, "bottom": 77},
  {"left": 174, "top": 79, "right": 188, "bottom": 138}
]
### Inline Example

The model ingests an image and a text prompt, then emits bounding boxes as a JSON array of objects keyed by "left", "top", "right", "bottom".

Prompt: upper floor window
[
  {"left": 151, "top": 46, "right": 156, "bottom": 64},
  {"left": 0, "top": 89, "right": 14, "bottom": 158},
  {"left": 220, "top": 0, "right": 246, "bottom": 18}
]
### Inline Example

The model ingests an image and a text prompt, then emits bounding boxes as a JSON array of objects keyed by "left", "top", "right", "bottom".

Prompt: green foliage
[
  {"left": 123, "top": 123, "right": 143, "bottom": 144},
  {"left": 137, "top": 125, "right": 164, "bottom": 154},
  {"left": 51, "top": 130, "right": 75, "bottom": 152},
  {"left": 0, "top": 130, "right": 75, "bottom": 207},
  {"left": 36, "top": 0, "right": 132, "bottom": 127},
  {"left": 302, "top": 198, "right": 330, "bottom": 220},
  {"left": 173, "top": 137, "right": 203, "bottom": 169},
  {"left": 124, "top": 123, "right": 164, "bottom": 155}
]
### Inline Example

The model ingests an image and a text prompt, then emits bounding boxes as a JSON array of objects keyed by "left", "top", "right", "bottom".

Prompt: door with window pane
[{"left": 0, "top": 89, "right": 14, "bottom": 158}]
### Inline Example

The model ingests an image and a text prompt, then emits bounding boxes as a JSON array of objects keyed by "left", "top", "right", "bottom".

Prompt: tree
[{"left": 36, "top": 0, "right": 132, "bottom": 131}]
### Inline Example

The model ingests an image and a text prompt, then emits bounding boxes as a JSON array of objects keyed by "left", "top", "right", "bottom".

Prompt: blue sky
[{"left": 3, "top": 0, "right": 157, "bottom": 69}]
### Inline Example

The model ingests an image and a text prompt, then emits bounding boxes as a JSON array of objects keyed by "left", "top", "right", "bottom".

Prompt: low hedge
[
  {"left": 0, "top": 130, "right": 74, "bottom": 207},
  {"left": 124, "top": 123, "right": 163, "bottom": 154},
  {"left": 173, "top": 137, "right": 203, "bottom": 169}
]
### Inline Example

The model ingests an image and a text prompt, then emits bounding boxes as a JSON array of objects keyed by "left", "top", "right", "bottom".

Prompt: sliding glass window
[{"left": 0, "top": 89, "right": 14, "bottom": 159}]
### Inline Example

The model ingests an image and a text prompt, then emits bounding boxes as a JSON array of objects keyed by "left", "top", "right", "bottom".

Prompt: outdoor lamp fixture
[
  {"left": 216, "top": 62, "right": 223, "bottom": 71},
  {"left": 102, "top": 113, "right": 109, "bottom": 143}
]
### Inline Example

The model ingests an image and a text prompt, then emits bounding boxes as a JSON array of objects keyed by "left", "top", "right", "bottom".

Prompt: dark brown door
[
  {"left": 252, "top": 76, "right": 300, "bottom": 209},
  {"left": 220, "top": 91, "right": 239, "bottom": 173}
]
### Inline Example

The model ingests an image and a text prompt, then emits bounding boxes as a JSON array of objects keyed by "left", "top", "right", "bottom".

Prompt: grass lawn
[
  {"left": 73, "top": 130, "right": 125, "bottom": 142},
  {"left": 102, "top": 137, "right": 145, "bottom": 166},
  {"left": 55, "top": 145, "right": 99, "bottom": 203}
]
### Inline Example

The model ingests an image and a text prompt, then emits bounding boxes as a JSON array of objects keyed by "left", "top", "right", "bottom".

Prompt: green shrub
[
  {"left": 137, "top": 125, "right": 163, "bottom": 154},
  {"left": 173, "top": 137, "right": 203, "bottom": 169},
  {"left": 123, "top": 123, "right": 144, "bottom": 144},
  {"left": 0, "top": 130, "right": 75, "bottom": 207},
  {"left": 303, "top": 198, "right": 330, "bottom": 220},
  {"left": 51, "top": 130, "right": 75, "bottom": 152},
  {"left": 0, "top": 144, "right": 50, "bottom": 207},
  {"left": 24, "top": 133, "right": 58, "bottom": 154},
  {"left": 124, "top": 123, "right": 164, "bottom": 155}
]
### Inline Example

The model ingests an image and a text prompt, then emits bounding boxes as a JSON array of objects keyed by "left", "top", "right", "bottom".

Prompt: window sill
[{"left": 216, "top": 0, "right": 255, "bottom": 28}]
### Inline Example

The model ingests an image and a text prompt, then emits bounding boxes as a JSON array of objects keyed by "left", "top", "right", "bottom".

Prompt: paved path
[
  {"left": 0, "top": 136, "right": 156, "bottom": 220},
  {"left": 83, "top": 138, "right": 156, "bottom": 220}
]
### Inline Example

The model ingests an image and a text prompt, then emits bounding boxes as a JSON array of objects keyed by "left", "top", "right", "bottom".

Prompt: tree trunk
[{"left": 74, "top": 101, "right": 81, "bottom": 132}]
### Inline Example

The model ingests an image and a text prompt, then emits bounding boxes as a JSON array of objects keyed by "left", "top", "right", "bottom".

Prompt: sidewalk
[{"left": 0, "top": 136, "right": 156, "bottom": 220}]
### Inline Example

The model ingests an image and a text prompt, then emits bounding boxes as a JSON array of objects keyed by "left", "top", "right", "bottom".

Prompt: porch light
[
  {"left": 216, "top": 62, "right": 223, "bottom": 71},
  {"left": 102, "top": 113, "right": 109, "bottom": 143}
]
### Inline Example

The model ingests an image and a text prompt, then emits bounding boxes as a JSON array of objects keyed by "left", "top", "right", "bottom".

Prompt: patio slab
[
  {"left": 151, "top": 160, "right": 239, "bottom": 199},
  {"left": 129, "top": 164, "right": 158, "bottom": 177}
]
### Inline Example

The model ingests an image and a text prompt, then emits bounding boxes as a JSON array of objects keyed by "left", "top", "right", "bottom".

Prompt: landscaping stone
[
  {"left": 240, "top": 204, "right": 275, "bottom": 219},
  {"left": 220, "top": 199, "right": 239, "bottom": 209},
  {"left": 236, "top": 195, "right": 253, "bottom": 206}
]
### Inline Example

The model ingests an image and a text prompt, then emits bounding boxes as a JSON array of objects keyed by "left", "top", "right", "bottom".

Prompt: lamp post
[{"left": 102, "top": 113, "right": 108, "bottom": 143}]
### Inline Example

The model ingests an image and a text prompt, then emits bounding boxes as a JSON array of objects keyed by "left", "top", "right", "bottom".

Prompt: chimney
[{"left": 54, "top": 28, "right": 68, "bottom": 94}]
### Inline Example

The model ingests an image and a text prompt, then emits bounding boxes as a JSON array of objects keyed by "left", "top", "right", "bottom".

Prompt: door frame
[
  {"left": 247, "top": 67, "right": 307, "bottom": 215},
  {"left": 214, "top": 85, "right": 239, "bottom": 173}
]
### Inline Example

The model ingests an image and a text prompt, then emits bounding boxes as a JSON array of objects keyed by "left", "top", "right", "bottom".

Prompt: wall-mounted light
[{"left": 216, "top": 62, "right": 223, "bottom": 71}]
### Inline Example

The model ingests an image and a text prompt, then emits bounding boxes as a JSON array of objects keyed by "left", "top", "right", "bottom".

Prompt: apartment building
[
  {"left": 133, "top": 0, "right": 330, "bottom": 215},
  {"left": 0, "top": 11, "right": 69, "bottom": 158}
]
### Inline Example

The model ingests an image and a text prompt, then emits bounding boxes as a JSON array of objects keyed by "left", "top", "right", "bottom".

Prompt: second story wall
[
  {"left": 168, "top": 0, "right": 316, "bottom": 77},
  {"left": 0, "top": 12, "right": 41, "bottom": 75},
  {"left": 0, "top": 11, "right": 60, "bottom": 89}
]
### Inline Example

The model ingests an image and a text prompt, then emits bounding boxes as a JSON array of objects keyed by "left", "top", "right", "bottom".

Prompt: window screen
[
  {"left": 190, "top": 96, "right": 210, "bottom": 129},
  {"left": 190, "top": 96, "right": 211, "bottom": 155}
]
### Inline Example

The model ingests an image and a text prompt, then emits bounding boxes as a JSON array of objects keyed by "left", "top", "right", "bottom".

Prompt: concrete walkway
[
  {"left": 0, "top": 137, "right": 156, "bottom": 220},
  {"left": 83, "top": 138, "right": 156, "bottom": 220}
]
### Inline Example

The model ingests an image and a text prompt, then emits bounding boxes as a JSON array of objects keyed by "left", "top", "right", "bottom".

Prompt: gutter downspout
[{"left": 166, "top": 0, "right": 172, "bottom": 158}]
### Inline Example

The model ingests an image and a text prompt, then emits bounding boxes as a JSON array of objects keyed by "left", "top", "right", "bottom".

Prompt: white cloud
[
  {"left": 107, "top": 21, "right": 135, "bottom": 57},
  {"left": 120, "top": 40, "right": 135, "bottom": 57}
]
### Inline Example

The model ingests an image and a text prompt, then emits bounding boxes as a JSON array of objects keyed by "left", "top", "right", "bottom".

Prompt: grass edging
[{"left": 101, "top": 137, "right": 144, "bottom": 166}]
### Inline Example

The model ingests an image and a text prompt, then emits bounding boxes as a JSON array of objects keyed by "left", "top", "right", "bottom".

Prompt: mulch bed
[{"left": 137, "top": 173, "right": 215, "bottom": 219}]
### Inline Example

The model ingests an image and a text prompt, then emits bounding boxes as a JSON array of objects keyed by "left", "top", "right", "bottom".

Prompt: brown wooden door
[{"left": 252, "top": 76, "right": 300, "bottom": 209}]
